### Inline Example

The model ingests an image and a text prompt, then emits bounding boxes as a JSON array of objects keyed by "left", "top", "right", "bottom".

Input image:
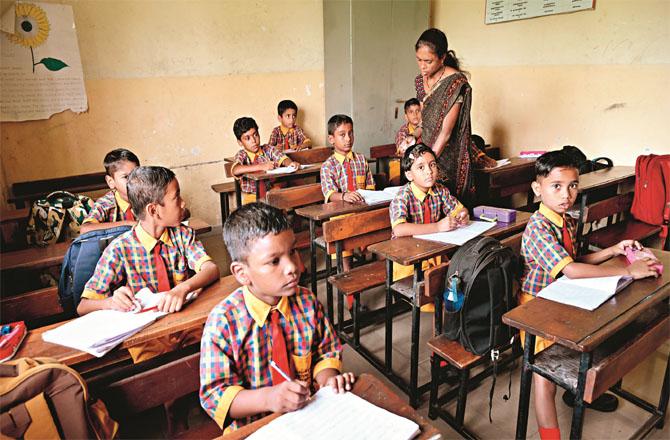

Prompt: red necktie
[
  {"left": 422, "top": 197, "right": 432, "bottom": 224},
  {"left": 152, "top": 241, "right": 172, "bottom": 292},
  {"left": 270, "top": 309, "right": 293, "bottom": 385},
  {"left": 562, "top": 217, "right": 575, "bottom": 258},
  {"left": 284, "top": 134, "right": 290, "bottom": 151},
  {"left": 343, "top": 159, "right": 356, "bottom": 192},
  {"left": 122, "top": 208, "right": 135, "bottom": 222}
]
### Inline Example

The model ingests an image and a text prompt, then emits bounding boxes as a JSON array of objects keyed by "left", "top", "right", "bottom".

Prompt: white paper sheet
[
  {"left": 494, "top": 159, "right": 511, "bottom": 168},
  {"left": 265, "top": 164, "right": 309, "bottom": 175},
  {"left": 537, "top": 275, "right": 633, "bottom": 311},
  {"left": 357, "top": 186, "right": 403, "bottom": 205},
  {"left": 246, "top": 386, "right": 420, "bottom": 440},
  {"left": 414, "top": 221, "right": 496, "bottom": 246}
]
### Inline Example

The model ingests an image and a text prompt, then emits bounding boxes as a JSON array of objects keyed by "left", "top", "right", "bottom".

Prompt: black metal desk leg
[
  {"left": 655, "top": 352, "right": 670, "bottom": 429},
  {"left": 428, "top": 353, "right": 440, "bottom": 419},
  {"left": 515, "top": 332, "right": 536, "bottom": 440},
  {"left": 409, "top": 262, "right": 423, "bottom": 408},
  {"left": 385, "top": 259, "right": 393, "bottom": 374},
  {"left": 235, "top": 181, "right": 242, "bottom": 209},
  {"left": 219, "top": 193, "right": 227, "bottom": 225},
  {"left": 309, "top": 219, "right": 318, "bottom": 298},
  {"left": 569, "top": 351, "right": 593, "bottom": 440}
]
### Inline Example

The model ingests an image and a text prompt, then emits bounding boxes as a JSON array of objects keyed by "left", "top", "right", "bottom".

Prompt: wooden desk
[
  {"left": 503, "top": 250, "right": 670, "bottom": 440},
  {"left": 0, "top": 218, "right": 212, "bottom": 272},
  {"left": 473, "top": 158, "right": 536, "bottom": 207},
  {"left": 367, "top": 212, "right": 531, "bottom": 407},
  {"left": 220, "top": 373, "right": 442, "bottom": 440},
  {"left": 295, "top": 199, "right": 392, "bottom": 304},
  {"left": 15, "top": 275, "right": 240, "bottom": 370},
  {"left": 244, "top": 163, "right": 322, "bottom": 201}
]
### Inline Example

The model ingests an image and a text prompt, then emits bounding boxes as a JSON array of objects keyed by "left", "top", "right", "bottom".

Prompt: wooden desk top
[
  {"left": 295, "top": 199, "right": 391, "bottom": 221},
  {"left": 244, "top": 163, "right": 321, "bottom": 181},
  {"left": 369, "top": 211, "right": 531, "bottom": 266},
  {"left": 503, "top": 249, "right": 670, "bottom": 353},
  {"left": 474, "top": 157, "right": 536, "bottom": 175},
  {"left": 221, "top": 373, "right": 442, "bottom": 440},
  {"left": 15, "top": 276, "right": 240, "bottom": 367},
  {"left": 1, "top": 218, "right": 212, "bottom": 271},
  {"left": 578, "top": 166, "right": 635, "bottom": 193}
]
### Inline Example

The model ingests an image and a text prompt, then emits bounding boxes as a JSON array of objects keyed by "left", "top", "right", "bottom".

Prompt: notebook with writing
[{"left": 537, "top": 275, "right": 633, "bottom": 311}]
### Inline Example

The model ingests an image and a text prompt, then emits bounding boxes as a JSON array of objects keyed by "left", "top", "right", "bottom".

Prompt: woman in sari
[{"left": 414, "top": 28, "right": 495, "bottom": 205}]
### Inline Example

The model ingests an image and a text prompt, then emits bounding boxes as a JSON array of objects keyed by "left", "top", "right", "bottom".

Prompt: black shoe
[{"left": 562, "top": 390, "right": 619, "bottom": 412}]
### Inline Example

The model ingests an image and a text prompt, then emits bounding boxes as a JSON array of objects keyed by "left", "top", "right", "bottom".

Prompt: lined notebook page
[
  {"left": 537, "top": 275, "right": 633, "bottom": 311},
  {"left": 247, "top": 386, "right": 420, "bottom": 440},
  {"left": 415, "top": 220, "right": 496, "bottom": 246}
]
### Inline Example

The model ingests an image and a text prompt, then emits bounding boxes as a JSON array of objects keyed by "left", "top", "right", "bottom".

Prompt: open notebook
[
  {"left": 246, "top": 386, "right": 420, "bottom": 440},
  {"left": 537, "top": 275, "right": 633, "bottom": 311},
  {"left": 415, "top": 220, "right": 496, "bottom": 246}
]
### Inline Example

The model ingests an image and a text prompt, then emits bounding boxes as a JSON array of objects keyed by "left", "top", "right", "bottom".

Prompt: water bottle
[{"left": 444, "top": 274, "right": 464, "bottom": 312}]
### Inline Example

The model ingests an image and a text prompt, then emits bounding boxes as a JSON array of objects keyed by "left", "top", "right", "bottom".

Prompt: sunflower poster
[{"left": 1, "top": 2, "right": 87, "bottom": 121}]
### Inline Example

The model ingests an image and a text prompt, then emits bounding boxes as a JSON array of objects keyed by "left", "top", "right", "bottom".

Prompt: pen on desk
[{"left": 270, "top": 360, "right": 292, "bottom": 382}]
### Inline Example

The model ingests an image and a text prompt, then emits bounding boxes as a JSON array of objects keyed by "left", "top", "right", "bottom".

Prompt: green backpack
[{"left": 26, "top": 191, "right": 93, "bottom": 247}]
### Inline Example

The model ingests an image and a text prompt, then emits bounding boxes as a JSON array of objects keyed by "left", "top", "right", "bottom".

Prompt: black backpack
[
  {"left": 561, "top": 145, "right": 613, "bottom": 174},
  {"left": 443, "top": 236, "right": 517, "bottom": 356},
  {"left": 58, "top": 225, "right": 132, "bottom": 316}
]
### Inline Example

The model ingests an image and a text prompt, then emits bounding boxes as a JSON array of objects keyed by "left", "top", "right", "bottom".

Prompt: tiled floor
[{"left": 157, "top": 228, "right": 670, "bottom": 439}]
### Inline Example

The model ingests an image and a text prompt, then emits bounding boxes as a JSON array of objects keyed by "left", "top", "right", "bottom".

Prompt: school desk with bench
[
  {"left": 503, "top": 249, "right": 670, "bottom": 440},
  {"left": 365, "top": 211, "right": 532, "bottom": 408}
]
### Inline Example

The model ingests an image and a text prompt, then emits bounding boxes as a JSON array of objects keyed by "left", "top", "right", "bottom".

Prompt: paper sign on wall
[
  {"left": 0, "top": 2, "right": 87, "bottom": 121},
  {"left": 486, "top": 0, "right": 595, "bottom": 25}
]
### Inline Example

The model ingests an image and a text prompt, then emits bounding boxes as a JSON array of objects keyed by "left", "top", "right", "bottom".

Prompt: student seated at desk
[
  {"left": 320, "top": 114, "right": 375, "bottom": 310},
  {"left": 520, "top": 151, "right": 659, "bottom": 440},
  {"left": 389, "top": 144, "right": 468, "bottom": 312},
  {"left": 268, "top": 99, "right": 313, "bottom": 151},
  {"left": 199, "top": 203, "right": 354, "bottom": 433},
  {"left": 79, "top": 148, "right": 139, "bottom": 234},
  {"left": 231, "top": 117, "right": 299, "bottom": 205},
  {"left": 77, "top": 166, "right": 220, "bottom": 363},
  {"left": 392, "top": 98, "right": 423, "bottom": 185}
]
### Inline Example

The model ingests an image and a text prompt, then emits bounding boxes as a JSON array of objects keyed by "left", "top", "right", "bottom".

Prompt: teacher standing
[{"left": 414, "top": 28, "right": 495, "bottom": 204}]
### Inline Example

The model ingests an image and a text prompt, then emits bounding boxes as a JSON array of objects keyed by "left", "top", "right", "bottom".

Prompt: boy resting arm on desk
[
  {"left": 520, "top": 151, "right": 658, "bottom": 440},
  {"left": 199, "top": 203, "right": 354, "bottom": 433},
  {"left": 268, "top": 99, "right": 313, "bottom": 151},
  {"left": 80, "top": 148, "right": 140, "bottom": 234}
]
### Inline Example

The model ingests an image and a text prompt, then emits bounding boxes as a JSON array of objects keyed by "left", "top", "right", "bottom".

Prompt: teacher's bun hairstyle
[{"left": 415, "top": 28, "right": 461, "bottom": 71}]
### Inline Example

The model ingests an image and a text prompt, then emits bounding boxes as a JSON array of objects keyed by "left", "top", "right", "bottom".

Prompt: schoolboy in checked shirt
[
  {"left": 389, "top": 144, "right": 468, "bottom": 312},
  {"left": 80, "top": 148, "right": 140, "bottom": 235},
  {"left": 231, "top": 117, "right": 300, "bottom": 205},
  {"left": 267, "top": 100, "right": 313, "bottom": 151},
  {"left": 199, "top": 203, "right": 354, "bottom": 432},
  {"left": 520, "top": 151, "right": 658, "bottom": 440},
  {"left": 78, "top": 166, "right": 220, "bottom": 362}
]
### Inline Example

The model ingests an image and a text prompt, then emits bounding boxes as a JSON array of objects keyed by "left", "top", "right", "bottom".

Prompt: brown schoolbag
[{"left": 0, "top": 357, "right": 118, "bottom": 439}]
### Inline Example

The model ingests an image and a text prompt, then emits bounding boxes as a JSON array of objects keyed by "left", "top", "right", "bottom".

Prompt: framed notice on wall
[{"left": 486, "top": 0, "right": 595, "bottom": 24}]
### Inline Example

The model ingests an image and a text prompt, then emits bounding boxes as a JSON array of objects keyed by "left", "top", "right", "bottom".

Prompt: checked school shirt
[
  {"left": 199, "top": 285, "right": 342, "bottom": 432},
  {"left": 82, "top": 190, "right": 134, "bottom": 224},
  {"left": 82, "top": 223, "right": 212, "bottom": 299},
  {"left": 268, "top": 125, "right": 310, "bottom": 151},
  {"left": 520, "top": 203, "right": 577, "bottom": 297},
  {"left": 231, "top": 144, "right": 289, "bottom": 195},
  {"left": 394, "top": 123, "right": 419, "bottom": 153},
  {"left": 319, "top": 151, "right": 375, "bottom": 202},
  {"left": 389, "top": 182, "right": 464, "bottom": 229}
]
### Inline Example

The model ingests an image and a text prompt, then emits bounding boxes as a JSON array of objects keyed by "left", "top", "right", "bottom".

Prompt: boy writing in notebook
[
  {"left": 80, "top": 148, "right": 140, "bottom": 234},
  {"left": 200, "top": 203, "right": 354, "bottom": 432},
  {"left": 78, "top": 166, "right": 220, "bottom": 362},
  {"left": 231, "top": 117, "right": 300, "bottom": 205},
  {"left": 389, "top": 144, "right": 468, "bottom": 312},
  {"left": 520, "top": 151, "right": 659, "bottom": 440},
  {"left": 268, "top": 99, "right": 313, "bottom": 151}
]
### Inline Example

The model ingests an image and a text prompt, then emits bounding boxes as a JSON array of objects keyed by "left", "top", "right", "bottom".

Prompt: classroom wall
[
  {"left": 432, "top": 0, "right": 670, "bottom": 165},
  {"left": 0, "top": 0, "right": 326, "bottom": 224}
]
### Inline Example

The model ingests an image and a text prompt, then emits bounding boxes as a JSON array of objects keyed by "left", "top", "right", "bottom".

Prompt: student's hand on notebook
[
  {"left": 627, "top": 259, "right": 661, "bottom": 279},
  {"left": 343, "top": 191, "right": 364, "bottom": 204},
  {"left": 612, "top": 240, "right": 643, "bottom": 256},
  {"left": 455, "top": 209, "right": 469, "bottom": 225},
  {"left": 158, "top": 286, "right": 188, "bottom": 313},
  {"left": 267, "top": 380, "right": 310, "bottom": 413},
  {"left": 437, "top": 215, "right": 459, "bottom": 232},
  {"left": 111, "top": 286, "right": 138, "bottom": 312},
  {"left": 261, "top": 162, "right": 276, "bottom": 171},
  {"left": 325, "top": 371, "right": 356, "bottom": 394}
]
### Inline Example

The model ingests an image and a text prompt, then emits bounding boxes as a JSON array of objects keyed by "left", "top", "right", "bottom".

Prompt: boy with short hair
[
  {"left": 268, "top": 100, "right": 313, "bottom": 151},
  {"left": 521, "top": 151, "right": 659, "bottom": 440},
  {"left": 78, "top": 166, "right": 220, "bottom": 362},
  {"left": 80, "top": 148, "right": 140, "bottom": 234},
  {"left": 200, "top": 203, "right": 354, "bottom": 432},
  {"left": 395, "top": 98, "right": 422, "bottom": 156},
  {"left": 390, "top": 143, "right": 468, "bottom": 312},
  {"left": 231, "top": 117, "right": 299, "bottom": 205}
]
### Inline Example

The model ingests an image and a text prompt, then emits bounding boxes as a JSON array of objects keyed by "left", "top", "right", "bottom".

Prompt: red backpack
[{"left": 631, "top": 154, "right": 670, "bottom": 240}]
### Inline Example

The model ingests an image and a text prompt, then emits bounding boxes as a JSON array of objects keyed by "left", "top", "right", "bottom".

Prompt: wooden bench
[
  {"left": 210, "top": 181, "right": 236, "bottom": 226},
  {"left": 8, "top": 172, "right": 108, "bottom": 209},
  {"left": 370, "top": 143, "right": 397, "bottom": 176},
  {"left": 0, "top": 286, "right": 66, "bottom": 328},
  {"left": 266, "top": 183, "right": 324, "bottom": 251},
  {"left": 324, "top": 207, "right": 391, "bottom": 346},
  {"left": 577, "top": 192, "right": 664, "bottom": 253},
  {"left": 427, "top": 233, "right": 523, "bottom": 439},
  {"left": 1, "top": 207, "right": 30, "bottom": 250}
]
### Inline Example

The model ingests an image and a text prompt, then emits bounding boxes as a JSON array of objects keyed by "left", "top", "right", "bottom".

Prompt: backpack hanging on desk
[
  {"left": 631, "top": 154, "right": 670, "bottom": 242},
  {"left": 59, "top": 225, "right": 132, "bottom": 317},
  {"left": 26, "top": 191, "right": 93, "bottom": 247},
  {"left": 561, "top": 145, "right": 613, "bottom": 174},
  {"left": 0, "top": 357, "right": 118, "bottom": 439}
]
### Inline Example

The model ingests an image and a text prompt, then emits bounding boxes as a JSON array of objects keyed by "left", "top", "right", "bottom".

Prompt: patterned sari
[{"left": 415, "top": 72, "right": 475, "bottom": 202}]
